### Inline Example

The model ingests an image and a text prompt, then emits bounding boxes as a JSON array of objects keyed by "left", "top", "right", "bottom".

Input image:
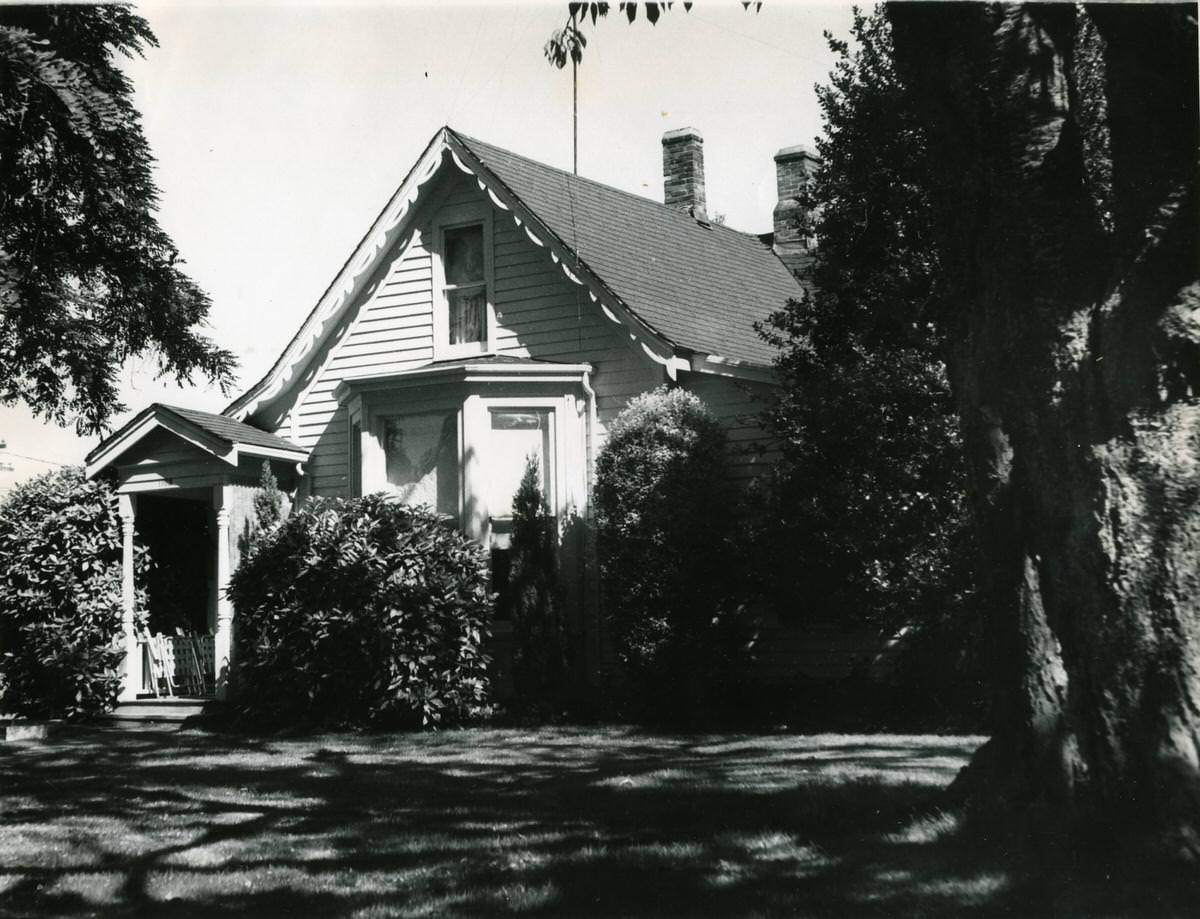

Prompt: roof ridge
[
  {"left": 162, "top": 402, "right": 241, "bottom": 421},
  {"left": 450, "top": 127, "right": 767, "bottom": 242}
]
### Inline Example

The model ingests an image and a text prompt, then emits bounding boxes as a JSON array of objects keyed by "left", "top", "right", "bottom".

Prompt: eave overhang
[
  {"left": 686, "top": 351, "right": 777, "bottom": 384},
  {"left": 333, "top": 360, "right": 595, "bottom": 405}
]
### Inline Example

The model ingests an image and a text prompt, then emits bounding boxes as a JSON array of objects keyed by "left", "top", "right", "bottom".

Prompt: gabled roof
[
  {"left": 453, "top": 130, "right": 802, "bottom": 367},
  {"left": 227, "top": 126, "right": 801, "bottom": 422},
  {"left": 86, "top": 403, "right": 307, "bottom": 480}
]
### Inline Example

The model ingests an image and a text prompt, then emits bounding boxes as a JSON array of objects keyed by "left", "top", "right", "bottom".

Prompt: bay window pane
[
  {"left": 383, "top": 412, "right": 457, "bottom": 515},
  {"left": 488, "top": 409, "right": 552, "bottom": 518}
]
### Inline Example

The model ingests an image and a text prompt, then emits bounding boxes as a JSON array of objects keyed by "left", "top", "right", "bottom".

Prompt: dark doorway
[{"left": 137, "top": 495, "right": 211, "bottom": 635}]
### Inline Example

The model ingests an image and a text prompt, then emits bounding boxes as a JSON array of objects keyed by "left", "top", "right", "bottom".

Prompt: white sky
[{"left": 0, "top": 0, "right": 854, "bottom": 492}]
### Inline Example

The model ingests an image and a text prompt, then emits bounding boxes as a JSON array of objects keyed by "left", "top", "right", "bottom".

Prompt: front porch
[
  {"left": 85, "top": 404, "right": 309, "bottom": 702},
  {"left": 113, "top": 484, "right": 244, "bottom": 702}
]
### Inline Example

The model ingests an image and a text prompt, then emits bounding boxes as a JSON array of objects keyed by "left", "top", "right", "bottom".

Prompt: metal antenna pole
[{"left": 572, "top": 11, "right": 578, "bottom": 175}]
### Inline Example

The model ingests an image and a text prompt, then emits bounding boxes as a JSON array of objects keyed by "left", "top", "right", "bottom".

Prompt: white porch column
[
  {"left": 213, "top": 485, "right": 234, "bottom": 699},
  {"left": 118, "top": 493, "right": 141, "bottom": 701}
]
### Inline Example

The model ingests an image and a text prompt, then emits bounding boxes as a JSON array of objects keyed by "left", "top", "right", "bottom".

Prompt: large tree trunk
[{"left": 889, "top": 3, "right": 1200, "bottom": 861}]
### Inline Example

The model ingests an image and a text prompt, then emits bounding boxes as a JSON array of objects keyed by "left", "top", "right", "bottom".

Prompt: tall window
[
  {"left": 382, "top": 411, "right": 458, "bottom": 516},
  {"left": 443, "top": 224, "right": 486, "bottom": 349},
  {"left": 487, "top": 409, "right": 552, "bottom": 519}
]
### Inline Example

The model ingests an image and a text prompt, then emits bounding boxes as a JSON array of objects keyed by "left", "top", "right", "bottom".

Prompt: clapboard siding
[
  {"left": 678, "top": 371, "right": 779, "bottom": 484},
  {"left": 289, "top": 231, "right": 437, "bottom": 498},
  {"left": 284, "top": 171, "right": 662, "bottom": 498}
]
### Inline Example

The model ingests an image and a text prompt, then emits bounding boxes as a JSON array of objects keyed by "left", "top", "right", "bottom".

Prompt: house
[{"left": 85, "top": 126, "right": 816, "bottom": 700}]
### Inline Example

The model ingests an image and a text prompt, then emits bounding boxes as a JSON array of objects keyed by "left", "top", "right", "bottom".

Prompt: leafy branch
[{"left": 544, "top": 2, "right": 762, "bottom": 69}]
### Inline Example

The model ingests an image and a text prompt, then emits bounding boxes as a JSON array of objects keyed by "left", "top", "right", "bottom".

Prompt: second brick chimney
[
  {"left": 662, "top": 127, "right": 706, "bottom": 219},
  {"left": 773, "top": 144, "right": 819, "bottom": 252}
]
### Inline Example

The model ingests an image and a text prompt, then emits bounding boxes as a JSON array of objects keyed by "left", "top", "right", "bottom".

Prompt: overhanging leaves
[{"left": 0, "top": 6, "right": 236, "bottom": 434}]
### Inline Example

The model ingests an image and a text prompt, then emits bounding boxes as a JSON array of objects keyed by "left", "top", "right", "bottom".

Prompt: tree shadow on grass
[{"left": 0, "top": 727, "right": 1188, "bottom": 917}]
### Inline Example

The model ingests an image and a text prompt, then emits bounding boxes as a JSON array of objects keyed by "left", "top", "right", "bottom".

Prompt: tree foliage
[
  {"left": 508, "top": 456, "right": 568, "bottom": 713},
  {"left": 0, "top": 5, "right": 235, "bottom": 434},
  {"left": 0, "top": 467, "right": 148, "bottom": 719},
  {"left": 544, "top": 2, "right": 759, "bottom": 69},
  {"left": 754, "top": 8, "right": 978, "bottom": 653}
]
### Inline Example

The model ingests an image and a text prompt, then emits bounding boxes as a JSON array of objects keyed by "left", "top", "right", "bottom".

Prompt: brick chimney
[
  {"left": 773, "top": 144, "right": 818, "bottom": 253},
  {"left": 662, "top": 127, "right": 706, "bottom": 218}
]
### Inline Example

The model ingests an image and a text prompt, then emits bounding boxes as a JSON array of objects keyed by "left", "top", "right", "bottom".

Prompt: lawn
[{"left": 0, "top": 726, "right": 1175, "bottom": 917}]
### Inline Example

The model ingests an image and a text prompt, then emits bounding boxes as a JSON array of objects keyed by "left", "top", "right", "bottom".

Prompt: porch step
[
  {"left": 98, "top": 698, "right": 227, "bottom": 727},
  {"left": 0, "top": 719, "right": 60, "bottom": 742}
]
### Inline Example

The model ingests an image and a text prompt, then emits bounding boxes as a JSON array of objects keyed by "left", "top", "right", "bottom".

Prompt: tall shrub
[
  {"left": 0, "top": 467, "right": 147, "bottom": 719},
  {"left": 509, "top": 457, "right": 568, "bottom": 713},
  {"left": 756, "top": 8, "right": 975, "bottom": 633},
  {"left": 752, "top": 9, "right": 983, "bottom": 727},
  {"left": 228, "top": 494, "right": 492, "bottom": 728},
  {"left": 595, "top": 386, "right": 741, "bottom": 709}
]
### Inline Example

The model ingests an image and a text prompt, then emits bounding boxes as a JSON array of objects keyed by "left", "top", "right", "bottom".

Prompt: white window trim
[{"left": 431, "top": 203, "right": 495, "bottom": 359}]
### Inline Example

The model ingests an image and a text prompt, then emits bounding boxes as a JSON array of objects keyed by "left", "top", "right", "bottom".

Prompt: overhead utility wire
[{"left": 0, "top": 450, "right": 67, "bottom": 466}]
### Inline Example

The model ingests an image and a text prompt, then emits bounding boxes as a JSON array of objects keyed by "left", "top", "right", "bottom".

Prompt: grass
[{"left": 0, "top": 725, "right": 1182, "bottom": 917}]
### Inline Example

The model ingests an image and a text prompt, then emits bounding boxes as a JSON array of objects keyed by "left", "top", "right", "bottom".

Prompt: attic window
[{"left": 444, "top": 224, "right": 487, "bottom": 349}]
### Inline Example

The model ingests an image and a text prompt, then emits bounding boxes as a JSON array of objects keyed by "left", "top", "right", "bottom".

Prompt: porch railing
[{"left": 140, "top": 632, "right": 216, "bottom": 698}]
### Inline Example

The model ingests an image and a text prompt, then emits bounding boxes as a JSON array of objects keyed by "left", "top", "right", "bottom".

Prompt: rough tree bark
[{"left": 888, "top": 3, "right": 1200, "bottom": 861}]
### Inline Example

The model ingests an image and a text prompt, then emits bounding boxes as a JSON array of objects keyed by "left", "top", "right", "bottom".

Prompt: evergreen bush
[
  {"left": 595, "top": 386, "right": 744, "bottom": 713},
  {"left": 0, "top": 467, "right": 148, "bottom": 719},
  {"left": 252, "top": 460, "right": 284, "bottom": 533},
  {"left": 228, "top": 494, "right": 492, "bottom": 728},
  {"left": 239, "top": 460, "right": 286, "bottom": 557},
  {"left": 508, "top": 457, "right": 568, "bottom": 714}
]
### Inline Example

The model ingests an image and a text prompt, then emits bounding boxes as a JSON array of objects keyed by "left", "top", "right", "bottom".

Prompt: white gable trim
[
  {"left": 226, "top": 127, "right": 690, "bottom": 424},
  {"left": 226, "top": 128, "right": 454, "bottom": 422}
]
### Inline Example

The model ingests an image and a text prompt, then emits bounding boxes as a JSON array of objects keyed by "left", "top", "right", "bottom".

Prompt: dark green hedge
[
  {"left": 0, "top": 468, "right": 146, "bottom": 719},
  {"left": 595, "top": 386, "right": 746, "bottom": 712},
  {"left": 228, "top": 494, "right": 493, "bottom": 728}
]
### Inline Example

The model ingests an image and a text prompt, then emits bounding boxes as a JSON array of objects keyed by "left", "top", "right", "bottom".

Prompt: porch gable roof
[{"left": 85, "top": 403, "right": 308, "bottom": 480}]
